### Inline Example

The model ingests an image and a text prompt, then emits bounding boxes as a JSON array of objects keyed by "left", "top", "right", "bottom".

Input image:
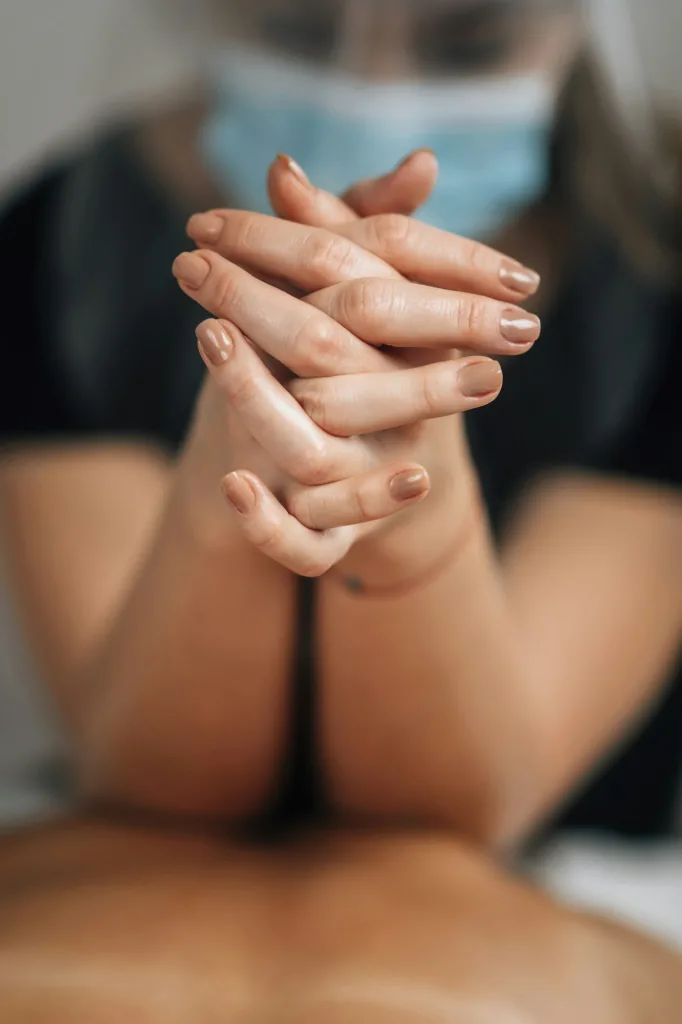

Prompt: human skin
[
  {"left": 0, "top": 151, "right": 536, "bottom": 819},
  {"left": 178, "top": 158, "right": 682, "bottom": 845},
  {"left": 3, "top": 151, "right": 681, "bottom": 841},
  {"left": 1, "top": 820, "right": 681, "bottom": 1023}
]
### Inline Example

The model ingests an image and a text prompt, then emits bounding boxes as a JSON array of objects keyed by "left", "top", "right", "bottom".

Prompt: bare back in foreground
[{"left": 1, "top": 819, "right": 681, "bottom": 1023}]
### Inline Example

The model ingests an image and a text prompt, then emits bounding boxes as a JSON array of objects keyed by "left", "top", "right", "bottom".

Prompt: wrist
[{"left": 330, "top": 466, "right": 482, "bottom": 594}]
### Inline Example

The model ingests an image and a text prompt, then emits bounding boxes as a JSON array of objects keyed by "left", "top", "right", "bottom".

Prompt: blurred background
[
  {"left": 1, "top": 0, "right": 681, "bottom": 952},
  {"left": 2, "top": 0, "right": 682, "bottom": 195}
]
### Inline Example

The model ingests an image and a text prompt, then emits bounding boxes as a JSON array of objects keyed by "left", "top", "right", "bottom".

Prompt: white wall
[
  {"left": 0, "top": 0, "right": 213, "bottom": 192},
  {"left": 629, "top": 0, "right": 682, "bottom": 106}
]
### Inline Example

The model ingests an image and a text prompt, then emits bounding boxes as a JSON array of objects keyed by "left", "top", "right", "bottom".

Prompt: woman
[
  {"left": 0, "top": 1, "right": 681, "bottom": 842},
  {"left": 2, "top": 1, "right": 682, "bottom": 1017}
]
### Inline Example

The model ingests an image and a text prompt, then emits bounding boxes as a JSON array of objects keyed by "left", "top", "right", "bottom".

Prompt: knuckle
[
  {"left": 460, "top": 235, "right": 491, "bottom": 272},
  {"left": 297, "top": 381, "right": 351, "bottom": 438},
  {"left": 251, "top": 520, "right": 286, "bottom": 556},
  {"left": 353, "top": 481, "right": 375, "bottom": 523},
  {"left": 214, "top": 266, "right": 244, "bottom": 318},
  {"left": 339, "top": 278, "right": 393, "bottom": 325},
  {"left": 223, "top": 210, "right": 262, "bottom": 254},
  {"left": 419, "top": 368, "right": 443, "bottom": 417},
  {"left": 456, "top": 296, "right": 486, "bottom": 340},
  {"left": 291, "top": 315, "right": 342, "bottom": 376},
  {"left": 370, "top": 213, "right": 412, "bottom": 252},
  {"left": 295, "top": 442, "right": 334, "bottom": 487},
  {"left": 339, "top": 278, "right": 374, "bottom": 323},
  {"left": 291, "top": 381, "right": 325, "bottom": 426},
  {"left": 299, "top": 555, "right": 332, "bottom": 578},
  {"left": 304, "top": 231, "right": 359, "bottom": 282},
  {"left": 223, "top": 368, "right": 259, "bottom": 408},
  {"left": 287, "top": 486, "right": 315, "bottom": 528},
  {"left": 299, "top": 391, "right": 337, "bottom": 435}
]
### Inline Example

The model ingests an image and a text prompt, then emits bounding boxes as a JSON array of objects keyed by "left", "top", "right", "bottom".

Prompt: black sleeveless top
[{"left": 2, "top": 127, "right": 681, "bottom": 837}]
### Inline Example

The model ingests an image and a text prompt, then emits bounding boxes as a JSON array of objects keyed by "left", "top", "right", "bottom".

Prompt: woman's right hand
[{"left": 173, "top": 151, "right": 445, "bottom": 548}]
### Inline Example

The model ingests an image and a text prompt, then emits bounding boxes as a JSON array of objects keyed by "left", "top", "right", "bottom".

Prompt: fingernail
[
  {"left": 277, "top": 153, "right": 310, "bottom": 187},
  {"left": 173, "top": 251, "right": 211, "bottom": 290},
  {"left": 500, "top": 309, "right": 541, "bottom": 346},
  {"left": 187, "top": 212, "right": 224, "bottom": 244},
  {"left": 389, "top": 468, "right": 429, "bottom": 502},
  {"left": 196, "top": 320, "right": 233, "bottom": 366},
  {"left": 459, "top": 360, "right": 503, "bottom": 398},
  {"left": 222, "top": 473, "right": 257, "bottom": 516},
  {"left": 499, "top": 261, "right": 541, "bottom": 297}
]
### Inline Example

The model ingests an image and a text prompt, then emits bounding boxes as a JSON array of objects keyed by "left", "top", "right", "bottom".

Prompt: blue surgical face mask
[{"left": 202, "top": 45, "right": 557, "bottom": 241}]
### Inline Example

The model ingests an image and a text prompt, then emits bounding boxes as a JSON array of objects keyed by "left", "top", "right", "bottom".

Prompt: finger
[
  {"left": 185, "top": 209, "right": 402, "bottom": 293},
  {"left": 267, "top": 153, "right": 360, "bottom": 228},
  {"left": 286, "top": 463, "right": 430, "bottom": 531},
  {"left": 336, "top": 216, "right": 541, "bottom": 303},
  {"left": 341, "top": 149, "right": 439, "bottom": 217},
  {"left": 306, "top": 279, "right": 541, "bottom": 355},
  {"left": 186, "top": 208, "right": 540, "bottom": 306},
  {"left": 222, "top": 470, "right": 356, "bottom": 577},
  {"left": 196, "top": 319, "right": 375, "bottom": 483},
  {"left": 173, "top": 251, "right": 395, "bottom": 377},
  {"left": 289, "top": 358, "right": 503, "bottom": 437},
  {"left": 267, "top": 149, "right": 438, "bottom": 228}
]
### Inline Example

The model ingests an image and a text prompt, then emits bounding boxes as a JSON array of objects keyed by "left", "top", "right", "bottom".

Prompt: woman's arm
[
  {"left": 319, "top": 463, "right": 682, "bottom": 846},
  {"left": 179, "top": 168, "right": 681, "bottom": 845},
  {"left": 257, "top": 159, "right": 682, "bottom": 846},
  {"left": 0, "top": 153, "right": 447, "bottom": 822},
  {"left": 1, "top": 437, "right": 296, "bottom": 819}
]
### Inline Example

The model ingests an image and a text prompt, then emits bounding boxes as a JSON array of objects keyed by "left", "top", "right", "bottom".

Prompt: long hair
[{"left": 550, "top": 49, "right": 681, "bottom": 287}]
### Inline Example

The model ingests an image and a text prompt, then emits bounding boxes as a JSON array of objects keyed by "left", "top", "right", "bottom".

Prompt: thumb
[
  {"left": 267, "top": 149, "right": 439, "bottom": 228},
  {"left": 342, "top": 148, "right": 439, "bottom": 217}
]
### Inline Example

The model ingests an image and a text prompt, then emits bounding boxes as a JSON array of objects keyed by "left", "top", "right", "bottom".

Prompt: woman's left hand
[{"left": 173, "top": 183, "right": 539, "bottom": 578}]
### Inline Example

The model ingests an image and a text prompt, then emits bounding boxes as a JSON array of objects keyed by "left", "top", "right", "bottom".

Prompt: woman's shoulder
[
  {"left": 0, "top": 122, "right": 201, "bottom": 449},
  {"left": 0, "top": 124, "right": 137, "bottom": 226},
  {"left": 0, "top": 104, "right": 208, "bottom": 265},
  {"left": 0, "top": 123, "right": 174, "bottom": 310}
]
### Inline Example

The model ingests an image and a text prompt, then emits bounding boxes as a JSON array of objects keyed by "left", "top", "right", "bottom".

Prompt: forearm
[
  {"left": 319, "top": 487, "right": 536, "bottom": 844},
  {"left": 75, "top": 475, "right": 296, "bottom": 819},
  {"left": 2, "top": 445, "right": 296, "bottom": 820},
  {"left": 319, "top": 464, "right": 682, "bottom": 845}
]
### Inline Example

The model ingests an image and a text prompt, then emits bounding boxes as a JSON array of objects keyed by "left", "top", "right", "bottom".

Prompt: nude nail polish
[
  {"left": 389, "top": 469, "right": 429, "bottom": 502},
  {"left": 499, "top": 262, "right": 541, "bottom": 297},
  {"left": 173, "top": 252, "right": 211, "bottom": 290},
  {"left": 459, "top": 360, "right": 503, "bottom": 398},
  {"left": 222, "top": 473, "right": 256, "bottom": 515},
  {"left": 187, "top": 212, "right": 224, "bottom": 244},
  {"left": 196, "top": 321, "right": 233, "bottom": 366},
  {"left": 500, "top": 309, "right": 541, "bottom": 346},
  {"left": 277, "top": 153, "right": 310, "bottom": 187}
]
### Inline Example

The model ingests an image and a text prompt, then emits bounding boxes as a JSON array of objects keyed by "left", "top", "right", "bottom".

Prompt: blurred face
[
  {"left": 202, "top": 1, "right": 584, "bottom": 240},
  {"left": 214, "top": 0, "right": 582, "bottom": 85}
]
